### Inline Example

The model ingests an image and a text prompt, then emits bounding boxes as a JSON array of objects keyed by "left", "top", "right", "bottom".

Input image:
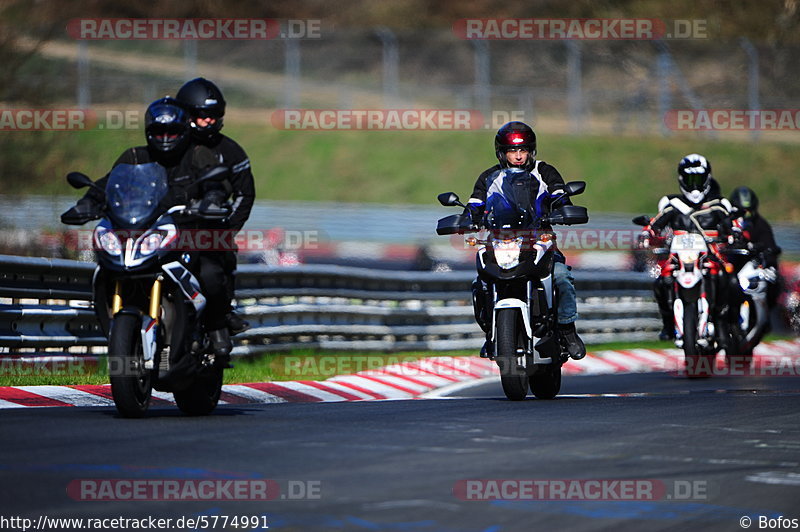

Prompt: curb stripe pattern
[{"left": 1, "top": 339, "right": 798, "bottom": 409}]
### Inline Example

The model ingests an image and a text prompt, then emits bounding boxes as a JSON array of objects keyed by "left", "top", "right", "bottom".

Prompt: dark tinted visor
[{"left": 682, "top": 172, "right": 708, "bottom": 190}]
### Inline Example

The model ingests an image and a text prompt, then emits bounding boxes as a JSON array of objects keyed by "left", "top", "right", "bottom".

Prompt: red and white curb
[{"left": 1, "top": 339, "right": 798, "bottom": 409}]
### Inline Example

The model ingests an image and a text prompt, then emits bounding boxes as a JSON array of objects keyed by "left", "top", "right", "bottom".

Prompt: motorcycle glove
[{"left": 60, "top": 197, "right": 101, "bottom": 225}]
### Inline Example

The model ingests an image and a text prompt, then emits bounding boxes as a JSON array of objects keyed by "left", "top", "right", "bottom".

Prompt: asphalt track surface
[{"left": 1, "top": 372, "right": 799, "bottom": 532}]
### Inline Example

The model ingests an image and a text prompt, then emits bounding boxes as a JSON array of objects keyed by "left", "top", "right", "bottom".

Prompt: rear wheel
[
  {"left": 173, "top": 366, "right": 223, "bottom": 416},
  {"left": 725, "top": 302, "right": 753, "bottom": 372},
  {"left": 530, "top": 363, "right": 561, "bottom": 400},
  {"left": 109, "top": 313, "right": 152, "bottom": 418},
  {"left": 496, "top": 309, "right": 528, "bottom": 401}
]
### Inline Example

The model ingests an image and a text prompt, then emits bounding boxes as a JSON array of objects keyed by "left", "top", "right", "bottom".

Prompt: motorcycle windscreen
[
  {"left": 105, "top": 163, "right": 169, "bottom": 226},
  {"left": 484, "top": 168, "right": 532, "bottom": 230}
]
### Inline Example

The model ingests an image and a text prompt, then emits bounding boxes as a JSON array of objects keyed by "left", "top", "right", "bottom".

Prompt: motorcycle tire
[
  {"left": 530, "top": 364, "right": 561, "bottom": 400},
  {"left": 496, "top": 309, "right": 529, "bottom": 401},
  {"left": 173, "top": 366, "right": 223, "bottom": 416},
  {"left": 683, "top": 308, "right": 713, "bottom": 378},
  {"left": 109, "top": 313, "right": 152, "bottom": 418}
]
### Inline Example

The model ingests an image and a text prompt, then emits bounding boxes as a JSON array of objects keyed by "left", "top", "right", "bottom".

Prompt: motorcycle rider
[
  {"left": 728, "top": 186, "right": 781, "bottom": 309},
  {"left": 176, "top": 77, "right": 256, "bottom": 337},
  {"left": 61, "top": 97, "right": 236, "bottom": 367},
  {"left": 467, "top": 121, "right": 586, "bottom": 360},
  {"left": 642, "top": 154, "right": 734, "bottom": 340}
]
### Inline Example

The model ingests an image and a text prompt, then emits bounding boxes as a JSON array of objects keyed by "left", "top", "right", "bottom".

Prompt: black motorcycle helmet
[
  {"left": 144, "top": 97, "right": 190, "bottom": 153},
  {"left": 677, "top": 153, "right": 712, "bottom": 205},
  {"left": 730, "top": 186, "right": 760, "bottom": 219},
  {"left": 175, "top": 77, "right": 226, "bottom": 141},
  {"left": 495, "top": 122, "right": 536, "bottom": 169}
]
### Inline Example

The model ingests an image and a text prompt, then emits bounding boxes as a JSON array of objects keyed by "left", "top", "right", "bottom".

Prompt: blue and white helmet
[{"left": 677, "top": 153, "right": 712, "bottom": 204}]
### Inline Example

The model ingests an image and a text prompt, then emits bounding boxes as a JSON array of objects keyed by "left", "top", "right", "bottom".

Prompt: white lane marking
[
  {"left": 745, "top": 472, "right": 800, "bottom": 486},
  {"left": 223, "top": 384, "right": 287, "bottom": 404},
  {"left": 14, "top": 386, "right": 115, "bottom": 407},
  {"left": 362, "top": 499, "right": 462, "bottom": 511}
]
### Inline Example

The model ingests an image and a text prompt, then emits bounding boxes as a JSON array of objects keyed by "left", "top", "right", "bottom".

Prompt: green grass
[{"left": 5, "top": 125, "right": 800, "bottom": 222}]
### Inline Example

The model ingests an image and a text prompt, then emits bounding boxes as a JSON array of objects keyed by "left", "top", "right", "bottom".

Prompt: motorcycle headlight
[
  {"left": 94, "top": 227, "right": 122, "bottom": 256},
  {"left": 493, "top": 237, "right": 523, "bottom": 269},
  {"left": 139, "top": 232, "right": 164, "bottom": 256},
  {"left": 679, "top": 250, "right": 700, "bottom": 263}
]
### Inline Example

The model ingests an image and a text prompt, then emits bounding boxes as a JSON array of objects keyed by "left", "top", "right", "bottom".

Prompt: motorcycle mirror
[
  {"left": 564, "top": 181, "right": 586, "bottom": 196},
  {"left": 66, "top": 172, "right": 95, "bottom": 190},
  {"left": 632, "top": 215, "right": 650, "bottom": 227},
  {"left": 438, "top": 192, "right": 464, "bottom": 208}
]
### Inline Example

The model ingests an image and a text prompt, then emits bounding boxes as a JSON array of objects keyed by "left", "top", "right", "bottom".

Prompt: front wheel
[
  {"left": 173, "top": 367, "right": 223, "bottom": 416},
  {"left": 496, "top": 309, "right": 529, "bottom": 401},
  {"left": 109, "top": 313, "right": 152, "bottom": 418},
  {"left": 683, "top": 304, "right": 713, "bottom": 378}
]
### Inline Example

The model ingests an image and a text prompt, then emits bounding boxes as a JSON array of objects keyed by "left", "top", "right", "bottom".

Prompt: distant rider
[
  {"left": 728, "top": 186, "right": 781, "bottom": 310},
  {"left": 641, "top": 154, "right": 734, "bottom": 340}
]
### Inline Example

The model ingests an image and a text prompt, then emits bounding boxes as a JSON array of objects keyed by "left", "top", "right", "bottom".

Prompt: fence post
[
  {"left": 77, "top": 41, "right": 90, "bottom": 108},
  {"left": 283, "top": 36, "right": 301, "bottom": 109},
  {"left": 655, "top": 41, "right": 672, "bottom": 136},
  {"left": 567, "top": 40, "right": 583, "bottom": 134},
  {"left": 740, "top": 37, "right": 760, "bottom": 142},
  {"left": 184, "top": 40, "right": 198, "bottom": 81},
  {"left": 471, "top": 40, "right": 490, "bottom": 117},
  {"left": 375, "top": 27, "right": 399, "bottom": 108}
]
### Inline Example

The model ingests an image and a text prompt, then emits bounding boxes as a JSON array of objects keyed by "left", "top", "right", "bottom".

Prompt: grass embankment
[
  {"left": 4, "top": 125, "right": 800, "bottom": 222},
  {"left": 2, "top": 335, "right": 793, "bottom": 387}
]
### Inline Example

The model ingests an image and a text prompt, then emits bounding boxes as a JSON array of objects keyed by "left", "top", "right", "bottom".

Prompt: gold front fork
[
  {"left": 149, "top": 276, "right": 163, "bottom": 321},
  {"left": 111, "top": 281, "right": 123, "bottom": 314}
]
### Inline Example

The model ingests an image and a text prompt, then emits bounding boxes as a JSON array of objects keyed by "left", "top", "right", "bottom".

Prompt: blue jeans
[{"left": 554, "top": 261, "right": 578, "bottom": 324}]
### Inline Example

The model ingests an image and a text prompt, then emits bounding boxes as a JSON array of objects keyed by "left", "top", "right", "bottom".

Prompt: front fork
[{"left": 111, "top": 277, "right": 163, "bottom": 370}]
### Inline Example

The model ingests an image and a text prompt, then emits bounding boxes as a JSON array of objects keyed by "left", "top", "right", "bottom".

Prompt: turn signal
[
  {"left": 724, "top": 263, "right": 735, "bottom": 274},
  {"left": 466, "top": 237, "right": 478, "bottom": 247}
]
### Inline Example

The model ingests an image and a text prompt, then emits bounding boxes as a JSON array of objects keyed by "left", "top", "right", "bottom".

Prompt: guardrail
[{"left": 0, "top": 255, "right": 660, "bottom": 357}]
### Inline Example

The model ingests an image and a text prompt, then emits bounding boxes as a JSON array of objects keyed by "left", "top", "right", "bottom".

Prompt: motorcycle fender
[
  {"left": 162, "top": 261, "right": 206, "bottom": 314},
  {"left": 493, "top": 298, "right": 532, "bottom": 341},
  {"left": 140, "top": 317, "right": 158, "bottom": 369}
]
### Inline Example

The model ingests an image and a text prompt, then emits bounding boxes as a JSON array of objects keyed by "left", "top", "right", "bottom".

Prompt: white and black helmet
[{"left": 677, "top": 153, "right": 712, "bottom": 204}]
